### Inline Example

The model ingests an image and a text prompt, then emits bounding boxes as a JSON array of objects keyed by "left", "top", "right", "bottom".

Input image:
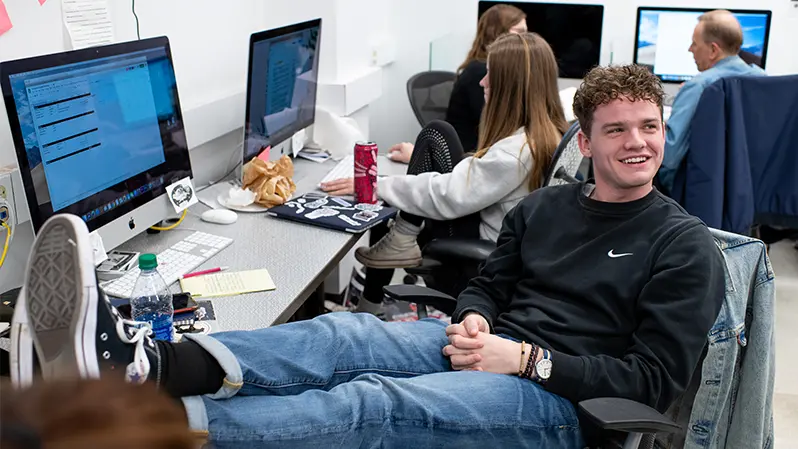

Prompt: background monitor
[
  {"left": 244, "top": 18, "right": 322, "bottom": 164},
  {"left": 634, "top": 7, "right": 772, "bottom": 83},
  {"left": 477, "top": 1, "right": 604, "bottom": 79},
  {"left": 0, "top": 36, "right": 192, "bottom": 251}
]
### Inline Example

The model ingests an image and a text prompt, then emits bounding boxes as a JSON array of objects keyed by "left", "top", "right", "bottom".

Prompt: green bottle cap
[{"left": 138, "top": 253, "right": 158, "bottom": 270}]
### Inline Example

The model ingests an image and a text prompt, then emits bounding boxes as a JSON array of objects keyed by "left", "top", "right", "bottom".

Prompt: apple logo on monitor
[{"left": 128, "top": 218, "right": 136, "bottom": 230}]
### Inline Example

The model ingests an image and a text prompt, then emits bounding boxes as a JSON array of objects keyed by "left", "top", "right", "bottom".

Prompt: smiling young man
[
  {"left": 13, "top": 65, "right": 724, "bottom": 449},
  {"left": 451, "top": 64, "right": 725, "bottom": 417}
]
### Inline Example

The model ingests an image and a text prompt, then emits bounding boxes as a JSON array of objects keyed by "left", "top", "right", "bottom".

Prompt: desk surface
[{"left": 117, "top": 156, "right": 405, "bottom": 332}]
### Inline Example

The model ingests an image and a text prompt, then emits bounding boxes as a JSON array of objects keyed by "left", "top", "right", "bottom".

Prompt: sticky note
[
  {"left": 39, "top": 0, "right": 47, "bottom": 5},
  {"left": 257, "top": 145, "right": 271, "bottom": 162},
  {"left": 0, "top": 1, "right": 13, "bottom": 37}
]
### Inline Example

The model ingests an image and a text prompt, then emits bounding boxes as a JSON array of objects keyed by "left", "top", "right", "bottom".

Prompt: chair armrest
[
  {"left": 423, "top": 238, "right": 495, "bottom": 263},
  {"left": 578, "top": 398, "right": 681, "bottom": 434},
  {"left": 383, "top": 285, "right": 458, "bottom": 312}
]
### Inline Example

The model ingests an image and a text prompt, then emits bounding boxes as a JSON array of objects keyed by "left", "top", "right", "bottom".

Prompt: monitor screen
[
  {"left": 477, "top": 2, "right": 604, "bottom": 79},
  {"left": 1, "top": 37, "right": 192, "bottom": 247},
  {"left": 244, "top": 19, "right": 322, "bottom": 163},
  {"left": 634, "top": 7, "right": 772, "bottom": 83}
]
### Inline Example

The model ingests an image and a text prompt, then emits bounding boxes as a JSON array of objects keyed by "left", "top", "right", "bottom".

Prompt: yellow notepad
[{"left": 179, "top": 269, "right": 276, "bottom": 298}]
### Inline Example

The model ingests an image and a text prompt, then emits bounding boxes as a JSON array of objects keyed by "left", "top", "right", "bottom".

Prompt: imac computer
[
  {"left": 243, "top": 18, "right": 322, "bottom": 164},
  {"left": 0, "top": 36, "right": 193, "bottom": 251},
  {"left": 477, "top": 2, "right": 604, "bottom": 79},
  {"left": 633, "top": 7, "right": 772, "bottom": 83}
]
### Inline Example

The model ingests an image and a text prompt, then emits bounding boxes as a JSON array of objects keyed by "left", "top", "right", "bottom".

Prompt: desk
[{"left": 117, "top": 156, "right": 406, "bottom": 333}]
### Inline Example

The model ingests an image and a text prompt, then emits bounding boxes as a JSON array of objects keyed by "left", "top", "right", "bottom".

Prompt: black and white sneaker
[
  {"left": 24, "top": 214, "right": 160, "bottom": 384},
  {"left": 9, "top": 288, "right": 36, "bottom": 387}
]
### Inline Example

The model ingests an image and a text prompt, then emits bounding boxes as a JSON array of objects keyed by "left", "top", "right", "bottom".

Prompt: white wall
[
  {"left": 368, "top": 0, "right": 798, "bottom": 149},
  {"left": 368, "top": 0, "right": 476, "bottom": 151}
]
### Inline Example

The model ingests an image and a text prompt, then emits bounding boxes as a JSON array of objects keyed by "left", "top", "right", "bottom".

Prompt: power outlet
[
  {"left": 0, "top": 193, "right": 12, "bottom": 253},
  {"left": 0, "top": 201, "right": 9, "bottom": 224},
  {"left": 0, "top": 166, "right": 18, "bottom": 227}
]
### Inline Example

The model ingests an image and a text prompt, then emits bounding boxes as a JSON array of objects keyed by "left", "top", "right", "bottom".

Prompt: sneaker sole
[
  {"left": 354, "top": 250, "right": 423, "bottom": 269},
  {"left": 25, "top": 215, "right": 99, "bottom": 381},
  {"left": 10, "top": 291, "right": 34, "bottom": 388}
]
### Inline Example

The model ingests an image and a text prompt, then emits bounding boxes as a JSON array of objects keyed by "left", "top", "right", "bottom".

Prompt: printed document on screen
[
  {"left": 654, "top": 12, "right": 700, "bottom": 78},
  {"left": 25, "top": 57, "right": 165, "bottom": 210}
]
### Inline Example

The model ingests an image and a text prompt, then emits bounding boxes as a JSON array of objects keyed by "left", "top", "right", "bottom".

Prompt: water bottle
[{"left": 130, "top": 254, "right": 174, "bottom": 342}]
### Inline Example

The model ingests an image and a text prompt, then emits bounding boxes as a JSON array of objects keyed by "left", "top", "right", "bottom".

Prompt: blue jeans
[{"left": 181, "top": 312, "right": 583, "bottom": 448}]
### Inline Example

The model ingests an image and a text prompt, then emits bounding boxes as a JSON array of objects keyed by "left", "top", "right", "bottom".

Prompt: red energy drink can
[{"left": 354, "top": 141, "right": 378, "bottom": 204}]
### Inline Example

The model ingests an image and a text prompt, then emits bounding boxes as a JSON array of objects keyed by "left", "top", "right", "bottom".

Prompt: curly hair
[{"left": 572, "top": 64, "right": 664, "bottom": 136}]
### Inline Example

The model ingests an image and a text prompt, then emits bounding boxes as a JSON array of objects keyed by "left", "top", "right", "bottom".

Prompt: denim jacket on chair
[{"left": 682, "top": 228, "right": 775, "bottom": 449}]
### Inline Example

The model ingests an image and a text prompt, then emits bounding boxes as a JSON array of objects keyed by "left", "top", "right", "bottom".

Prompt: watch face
[{"left": 536, "top": 359, "right": 553, "bottom": 379}]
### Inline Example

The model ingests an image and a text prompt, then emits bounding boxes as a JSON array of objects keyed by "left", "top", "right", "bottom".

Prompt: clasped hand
[{"left": 442, "top": 313, "right": 518, "bottom": 375}]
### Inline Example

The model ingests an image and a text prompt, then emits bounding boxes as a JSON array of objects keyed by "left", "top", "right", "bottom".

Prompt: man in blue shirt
[{"left": 658, "top": 10, "right": 766, "bottom": 194}]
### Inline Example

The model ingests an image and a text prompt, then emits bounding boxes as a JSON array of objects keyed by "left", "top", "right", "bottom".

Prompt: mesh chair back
[
  {"left": 406, "top": 71, "right": 457, "bottom": 127},
  {"left": 413, "top": 120, "right": 481, "bottom": 240},
  {"left": 545, "top": 121, "right": 589, "bottom": 187}
]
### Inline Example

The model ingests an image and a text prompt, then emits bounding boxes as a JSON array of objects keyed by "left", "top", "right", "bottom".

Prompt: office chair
[
  {"left": 401, "top": 121, "right": 589, "bottom": 308},
  {"left": 406, "top": 71, "right": 457, "bottom": 127},
  {"left": 546, "top": 121, "right": 587, "bottom": 186}
]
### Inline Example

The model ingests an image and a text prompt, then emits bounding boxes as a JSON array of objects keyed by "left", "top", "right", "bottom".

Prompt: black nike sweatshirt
[{"left": 453, "top": 183, "right": 725, "bottom": 412}]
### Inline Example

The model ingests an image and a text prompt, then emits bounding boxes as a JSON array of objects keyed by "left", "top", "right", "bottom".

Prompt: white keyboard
[
  {"left": 319, "top": 155, "right": 354, "bottom": 186},
  {"left": 101, "top": 231, "right": 233, "bottom": 298}
]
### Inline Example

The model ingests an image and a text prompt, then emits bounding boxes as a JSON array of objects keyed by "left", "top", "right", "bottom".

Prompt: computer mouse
[{"left": 201, "top": 209, "right": 238, "bottom": 225}]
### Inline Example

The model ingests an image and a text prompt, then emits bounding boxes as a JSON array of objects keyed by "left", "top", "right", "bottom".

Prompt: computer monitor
[
  {"left": 477, "top": 2, "right": 604, "bottom": 79},
  {"left": 243, "top": 18, "right": 322, "bottom": 164},
  {"left": 0, "top": 36, "right": 193, "bottom": 251},
  {"left": 633, "top": 7, "right": 772, "bottom": 83}
]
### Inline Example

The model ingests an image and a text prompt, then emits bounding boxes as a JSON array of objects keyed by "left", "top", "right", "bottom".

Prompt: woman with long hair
[
  {"left": 388, "top": 4, "right": 527, "bottom": 161},
  {"left": 322, "top": 32, "right": 569, "bottom": 313}
]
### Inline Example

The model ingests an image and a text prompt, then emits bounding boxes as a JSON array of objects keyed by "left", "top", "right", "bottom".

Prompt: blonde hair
[
  {"left": 458, "top": 4, "right": 526, "bottom": 73},
  {"left": 474, "top": 32, "right": 569, "bottom": 191}
]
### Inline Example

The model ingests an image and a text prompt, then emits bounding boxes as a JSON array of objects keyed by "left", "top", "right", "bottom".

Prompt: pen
[{"left": 182, "top": 266, "right": 228, "bottom": 279}]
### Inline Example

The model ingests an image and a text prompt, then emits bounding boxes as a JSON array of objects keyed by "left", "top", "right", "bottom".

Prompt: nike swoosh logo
[{"left": 608, "top": 250, "right": 633, "bottom": 258}]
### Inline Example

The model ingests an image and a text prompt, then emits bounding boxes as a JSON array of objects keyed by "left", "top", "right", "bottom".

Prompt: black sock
[
  {"left": 400, "top": 211, "right": 424, "bottom": 227},
  {"left": 150, "top": 340, "right": 225, "bottom": 398}
]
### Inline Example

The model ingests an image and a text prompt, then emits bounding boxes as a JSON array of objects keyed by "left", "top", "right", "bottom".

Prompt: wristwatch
[{"left": 535, "top": 349, "right": 553, "bottom": 382}]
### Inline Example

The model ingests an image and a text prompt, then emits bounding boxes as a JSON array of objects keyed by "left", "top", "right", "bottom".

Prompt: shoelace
[
  {"left": 116, "top": 317, "right": 153, "bottom": 381},
  {"left": 101, "top": 292, "right": 156, "bottom": 383},
  {"left": 371, "top": 231, "right": 396, "bottom": 252}
]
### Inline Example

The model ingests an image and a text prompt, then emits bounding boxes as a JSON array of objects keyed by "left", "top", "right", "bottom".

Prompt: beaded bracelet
[
  {"left": 523, "top": 343, "right": 539, "bottom": 379},
  {"left": 518, "top": 341, "right": 527, "bottom": 377}
]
